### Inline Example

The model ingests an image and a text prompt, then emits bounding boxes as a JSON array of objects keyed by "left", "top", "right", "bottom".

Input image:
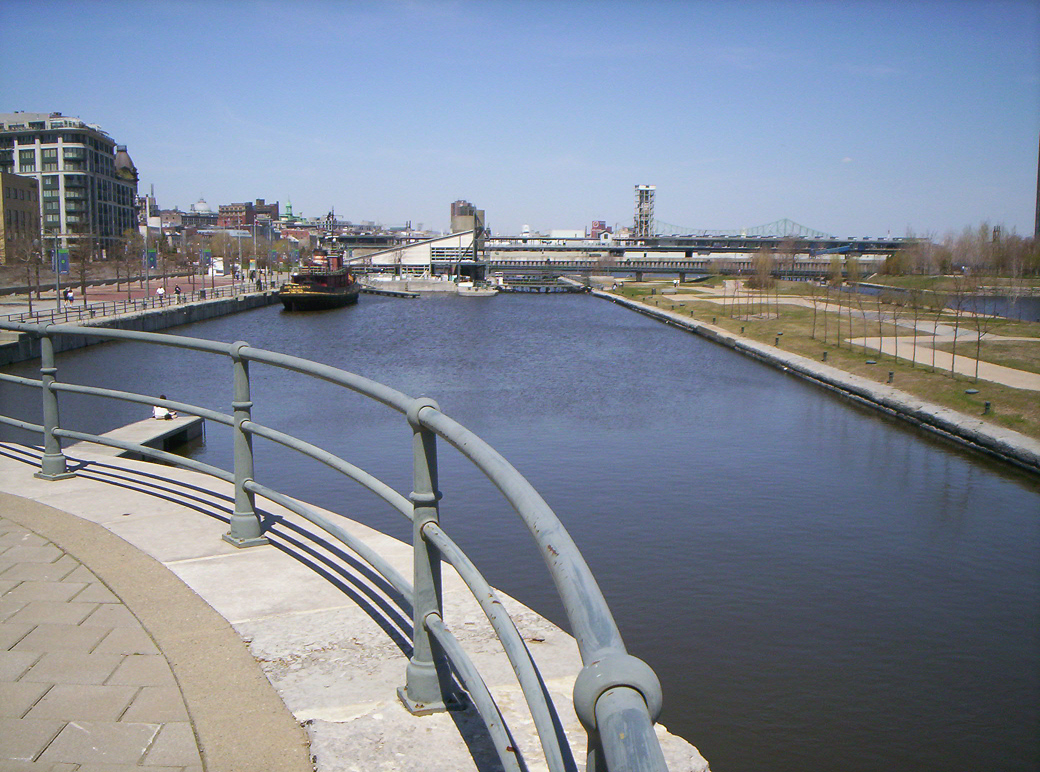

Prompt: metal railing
[
  {"left": 0, "top": 282, "right": 272, "bottom": 325},
  {"left": 0, "top": 319, "right": 669, "bottom": 772}
]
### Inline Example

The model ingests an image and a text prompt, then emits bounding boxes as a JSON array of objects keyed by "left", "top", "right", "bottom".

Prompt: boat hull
[{"left": 278, "top": 286, "right": 360, "bottom": 311}]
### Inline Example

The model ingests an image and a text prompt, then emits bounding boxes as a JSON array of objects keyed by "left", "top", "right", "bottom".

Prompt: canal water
[{"left": 2, "top": 294, "right": 1038, "bottom": 772}]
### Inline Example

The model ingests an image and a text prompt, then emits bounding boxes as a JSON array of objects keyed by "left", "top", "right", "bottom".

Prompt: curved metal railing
[{"left": 0, "top": 319, "right": 668, "bottom": 772}]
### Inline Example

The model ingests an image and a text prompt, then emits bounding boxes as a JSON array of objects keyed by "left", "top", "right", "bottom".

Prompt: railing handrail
[
  {"left": 0, "top": 282, "right": 258, "bottom": 325},
  {"left": 0, "top": 318, "right": 668, "bottom": 772}
]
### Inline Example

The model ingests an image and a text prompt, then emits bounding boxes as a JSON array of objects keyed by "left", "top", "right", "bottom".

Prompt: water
[{"left": 2, "top": 294, "right": 1038, "bottom": 772}]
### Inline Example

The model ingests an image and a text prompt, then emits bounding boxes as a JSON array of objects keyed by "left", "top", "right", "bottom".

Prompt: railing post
[
  {"left": 222, "top": 341, "right": 268, "bottom": 548},
  {"left": 399, "top": 397, "right": 460, "bottom": 715},
  {"left": 34, "top": 332, "right": 74, "bottom": 481}
]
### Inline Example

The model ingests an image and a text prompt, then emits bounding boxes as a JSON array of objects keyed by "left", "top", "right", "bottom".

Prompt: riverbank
[{"left": 596, "top": 288, "right": 1040, "bottom": 475}]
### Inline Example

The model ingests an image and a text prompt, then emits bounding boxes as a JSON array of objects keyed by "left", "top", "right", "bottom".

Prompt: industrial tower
[{"left": 634, "top": 185, "right": 655, "bottom": 238}]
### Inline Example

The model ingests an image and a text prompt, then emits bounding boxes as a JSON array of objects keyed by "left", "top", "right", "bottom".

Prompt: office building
[{"left": 0, "top": 112, "right": 138, "bottom": 256}]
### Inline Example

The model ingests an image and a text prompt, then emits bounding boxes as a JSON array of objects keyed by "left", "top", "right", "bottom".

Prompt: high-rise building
[
  {"left": 1, "top": 172, "right": 41, "bottom": 265},
  {"left": 0, "top": 112, "right": 138, "bottom": 256},
  {"left": 634, "top": 185, "right": 655, "bottom": 238}
]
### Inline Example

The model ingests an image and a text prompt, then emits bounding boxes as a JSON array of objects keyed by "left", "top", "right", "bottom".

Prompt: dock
[
  {"left": 65, "top": 415, "right": 205, "bottom": 459},
  {"left": 359, "top": 284, "right": 420, "bottom": 299}
]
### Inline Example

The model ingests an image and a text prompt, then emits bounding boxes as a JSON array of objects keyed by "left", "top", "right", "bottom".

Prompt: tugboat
[{"left": 278, "top": 249, "right": 360, "bottom": 311}]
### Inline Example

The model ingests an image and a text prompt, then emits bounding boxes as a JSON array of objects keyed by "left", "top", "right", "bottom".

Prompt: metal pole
[
  {"left": 222, "top": 341, "right": 268, "bottom": 548},
  {"left": 52, "top": 231, "right": 61, "bottom": 312},
  {"left": 35, "top": 332, "right": 74, "bottom": 481},
  {"left": 399, "top": 397, "right": 459, "bottom": 714}
]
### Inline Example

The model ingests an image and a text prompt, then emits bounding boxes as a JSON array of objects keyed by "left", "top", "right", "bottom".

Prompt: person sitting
[{"left": 153, "top": 395, "right": 177, "bottom": 420}]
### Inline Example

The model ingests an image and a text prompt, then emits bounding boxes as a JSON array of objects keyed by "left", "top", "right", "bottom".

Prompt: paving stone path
[{"left": 0, "top": 515, "right": 203, "bottom": 771}]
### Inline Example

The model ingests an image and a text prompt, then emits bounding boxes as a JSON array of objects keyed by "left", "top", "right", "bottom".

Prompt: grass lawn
[
  {"left": 931, "top": 339, "right": 1040, "bottom": 375},
  {"left": 613, "top": 281, "right": 1040, "bottom": 441}
]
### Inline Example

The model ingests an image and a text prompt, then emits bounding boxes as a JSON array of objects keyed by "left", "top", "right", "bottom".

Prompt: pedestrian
[
  {"left": 174, "top": 285, "right": 182, "bottom": 302},
  {"left": 64, "top": 288, "right": 74, "bottom": 308},
  {"left": 156, "top": 286, "right": 165, "bottom": 304},
  {"left": 152, "top": 394, "right": 177, "bottom": 420}
]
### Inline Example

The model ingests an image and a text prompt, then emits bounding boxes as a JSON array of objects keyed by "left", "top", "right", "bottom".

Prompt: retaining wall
[{"left": 0, "top": 291, "right": 278, "bottom": 366}]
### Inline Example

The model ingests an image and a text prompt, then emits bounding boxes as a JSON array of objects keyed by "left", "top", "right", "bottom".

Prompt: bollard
[
  {"left": 888, "top": 371, "right": 894, "bottom": 383},
  {"left": 775, "top": 336, "right": 780, "bottom": 346},
  {"left": 984, "top": 401, "right": 991, "bottom": 414},
  {"left": 822, "top": 351, "right": 828, "bottom": 361},
  {"left": 740, "top": 326, "right": 745, "bottom": 333},
  {"left": 712, "top": 317, "right": 716, "bottom": 324}
]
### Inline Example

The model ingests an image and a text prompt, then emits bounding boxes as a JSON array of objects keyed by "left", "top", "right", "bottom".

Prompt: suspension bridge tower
[{"left": 634, "top": 184, "right": 655, "bottom": 238}]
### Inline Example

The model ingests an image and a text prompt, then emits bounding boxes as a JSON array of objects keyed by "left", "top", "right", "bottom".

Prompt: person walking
[{"left": 156, "top": 286, "right": 166, "bottom": 305}]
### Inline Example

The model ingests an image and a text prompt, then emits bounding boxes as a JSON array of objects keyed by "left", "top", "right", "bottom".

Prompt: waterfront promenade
[{"left": 0, "top": 438, "right": 707, "bottom": 771}]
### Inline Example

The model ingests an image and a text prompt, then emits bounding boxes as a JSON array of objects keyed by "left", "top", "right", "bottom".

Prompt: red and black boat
[{"left": 278, "top": 250, "right": 361, "bottom": 311}]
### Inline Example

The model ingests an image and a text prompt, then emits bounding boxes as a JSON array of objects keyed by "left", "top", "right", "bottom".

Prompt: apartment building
[{"left": 0, "top": 112, "right": 138, "bottom": 256}]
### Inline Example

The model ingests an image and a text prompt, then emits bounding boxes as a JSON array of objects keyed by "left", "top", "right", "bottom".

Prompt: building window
[{"left": 18, "top": 149, "right": 36, "bottom": 172}]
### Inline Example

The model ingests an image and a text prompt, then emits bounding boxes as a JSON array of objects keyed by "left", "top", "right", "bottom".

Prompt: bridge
[
  {"left": 345, "top": 225, "right": 918, "bottom": 283},
  {"left": 0, "top": 318, "right": 705, "bottom": 772}
]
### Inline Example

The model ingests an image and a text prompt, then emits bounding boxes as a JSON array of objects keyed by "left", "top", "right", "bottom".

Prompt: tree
[
  {"left": 829, "top": 257, "right": 844, "bottom": 348},
  {"left": 907, "top": 289, "right": 924, "bottom": 368},
  {"left": 70, "top": 236, "right": 93, "bottom": 308},
  {"left": 808, "top": 281, "right": 821, "bottom": 340},
  {"left": 117, "top": 229, "right": 143, "bottom": 300},
  {"left": 9, "top": 232, "right": 42, "bottom": 316}
]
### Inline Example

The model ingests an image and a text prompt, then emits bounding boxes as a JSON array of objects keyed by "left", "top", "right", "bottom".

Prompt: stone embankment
[
  {"left": 0, "top": 291, "right": 278, "bottom": 366},
  {"left": 597, "top": 289, "right": 1040, "bottom": 475}
]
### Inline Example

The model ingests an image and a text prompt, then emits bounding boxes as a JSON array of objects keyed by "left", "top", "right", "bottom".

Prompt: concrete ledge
[
  {"left": 66, "top": 416, "right": 205, "bottom": 459},
  {"left": 597, "top": 290, "right": 1040, "bottom": 475},
  {"left": 0, "top": 491, "right": 313, "bottom": 772}
]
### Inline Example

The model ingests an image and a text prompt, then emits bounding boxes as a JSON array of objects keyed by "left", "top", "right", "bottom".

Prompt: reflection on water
[{"left": 2, "top": 295, "right": 1038, "bottom": 772}]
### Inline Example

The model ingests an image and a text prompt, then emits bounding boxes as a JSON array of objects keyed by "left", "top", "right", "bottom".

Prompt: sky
[{"left": 2, "top": 0, "right": 1038, "bottom": 237}]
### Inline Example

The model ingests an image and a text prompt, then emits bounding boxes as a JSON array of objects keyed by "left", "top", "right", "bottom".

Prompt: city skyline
[{"left": 2, "top": 0, "right": 1038, "bottom": 238}]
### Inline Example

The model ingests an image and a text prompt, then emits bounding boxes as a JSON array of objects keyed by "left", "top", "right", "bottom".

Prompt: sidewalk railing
[
  {"left": 0, "top": 320, "right": 669, "bottom": 772},
  {"left": 0, "top": 282, "right": 269, "bottom": 325}
]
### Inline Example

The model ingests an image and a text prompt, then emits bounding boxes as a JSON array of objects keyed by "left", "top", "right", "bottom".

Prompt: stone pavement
[
  {"left": 1, "top": 514, "right": 205, "bottom": 771},
  {"left": 0, "top": 442, "right": 708, "bottom": 772}
]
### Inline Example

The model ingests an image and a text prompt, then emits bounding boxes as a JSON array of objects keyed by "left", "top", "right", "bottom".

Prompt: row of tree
[
  {"left": 885, "top": 224, "right": 1040, "bottom": 278},
  {"left": 7, "top": 228, "right": 306, "bottom": 313}
]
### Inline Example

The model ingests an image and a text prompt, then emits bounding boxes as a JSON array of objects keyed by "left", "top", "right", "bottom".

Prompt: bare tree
[
  {"left": 808, "top": 281, "right": 820, "bottom": 340},
  {"left": 9, "top": 231, "right": 42, "bottom": 315},
  {"left": 829, "top": 257, "right": 844, "bottom": 348}
]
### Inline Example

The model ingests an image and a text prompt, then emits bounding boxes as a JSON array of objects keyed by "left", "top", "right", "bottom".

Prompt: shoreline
[{"left": 596, "top": 289, "right": 1040, "bottom": 476}]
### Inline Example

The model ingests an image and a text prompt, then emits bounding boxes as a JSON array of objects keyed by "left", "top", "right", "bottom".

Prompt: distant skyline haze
[{"left": 2, "top": 0, "right": 1038, "bottom": 237}]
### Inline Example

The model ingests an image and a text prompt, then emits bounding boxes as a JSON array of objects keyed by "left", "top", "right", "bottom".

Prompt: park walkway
[{"left": 662, "top": 283, "right": 1040, "bottom": 391}]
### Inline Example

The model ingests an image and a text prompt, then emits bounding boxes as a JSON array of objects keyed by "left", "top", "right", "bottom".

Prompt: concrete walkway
[{"left": 0, "top": 442, "right": 708, "bottom": 771}]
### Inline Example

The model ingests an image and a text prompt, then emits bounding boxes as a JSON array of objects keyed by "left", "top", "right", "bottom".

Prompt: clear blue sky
[{"left": 3, "top": 0, "right": 1038, "bottom": 237}]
